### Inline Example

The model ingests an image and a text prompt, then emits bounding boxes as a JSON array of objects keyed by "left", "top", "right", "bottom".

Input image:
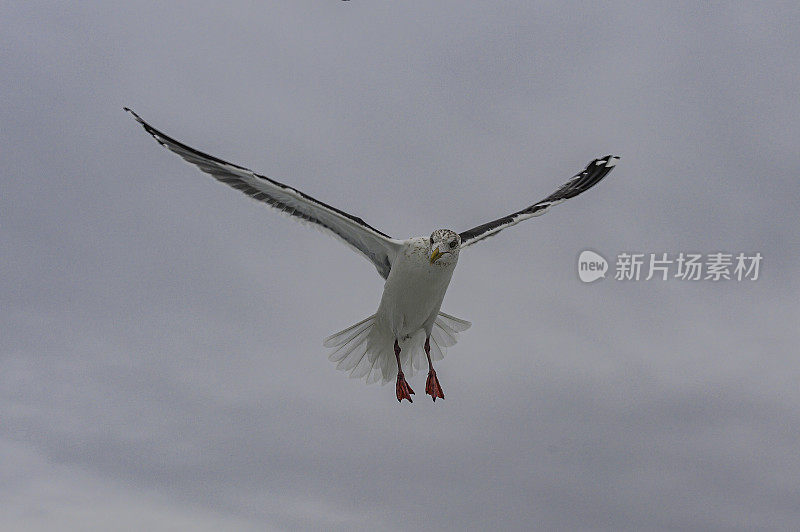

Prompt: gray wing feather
[
  {"left": 459, "top": 155, "right": 618, "bottom": 247},
  {"left": 125, "top": 108, "right": 401, "bottom": 278}
]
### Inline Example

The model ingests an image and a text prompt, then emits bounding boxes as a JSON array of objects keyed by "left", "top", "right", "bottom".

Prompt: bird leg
[
  {"left": 424, "top": 337, "right": 445, "bottom": 401},
  {"left": 394, "top": 339, "right": 414, "bottom": 403}
]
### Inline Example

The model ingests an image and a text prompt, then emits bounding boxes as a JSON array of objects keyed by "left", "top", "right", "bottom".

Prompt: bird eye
[
  {"left": 449, "top": 240, "right": 457, "bottom": 249},
  {"left": 430, "top": 236, "right": 434, "bottom": 245}
]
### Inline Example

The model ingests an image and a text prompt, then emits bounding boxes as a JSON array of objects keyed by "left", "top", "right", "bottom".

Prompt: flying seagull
[{"left": 125, "top": 108, "right": 617, "bottom": 403}]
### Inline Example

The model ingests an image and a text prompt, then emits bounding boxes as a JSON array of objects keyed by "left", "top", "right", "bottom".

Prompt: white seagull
[{"left": 125, "top": 108, "right": 618, "bottom": 403}]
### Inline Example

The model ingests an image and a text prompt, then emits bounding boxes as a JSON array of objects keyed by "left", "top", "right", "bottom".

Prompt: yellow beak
[{"left": 430, "top": 247, "right": 443, "bottom": 264}]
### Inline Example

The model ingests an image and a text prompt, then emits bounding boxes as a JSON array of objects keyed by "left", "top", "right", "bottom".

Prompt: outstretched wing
[
  {"left": 125, "top": 108, "right": 402, "bottom": 278},
  {"left": 459, "top": 155, "right": 618, "bottom": 247}
]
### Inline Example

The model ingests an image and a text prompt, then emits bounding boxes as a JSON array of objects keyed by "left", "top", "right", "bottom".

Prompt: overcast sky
[{"left": 3, "top": 2, "right": 800, "bottom": 530}]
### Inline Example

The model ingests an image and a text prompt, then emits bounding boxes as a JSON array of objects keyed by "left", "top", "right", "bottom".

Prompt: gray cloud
[{"left": 2, "top": 1, "right": 799, "bottom": 530}]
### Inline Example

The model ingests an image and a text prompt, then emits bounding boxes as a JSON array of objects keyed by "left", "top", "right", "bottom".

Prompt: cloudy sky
[{"left": 3, "top": 2, "right": 800, "bottom": 530}]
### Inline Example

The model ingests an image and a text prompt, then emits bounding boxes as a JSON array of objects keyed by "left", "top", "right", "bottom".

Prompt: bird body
[
  {"left": 378, "top": 236, "right": 457, "bottom": 341},
  {"left": 125, "top": 108, "right": 617, "bottom": 403},
  {"left": 324, "top": 232, "right": 464, "bottom": 389}
]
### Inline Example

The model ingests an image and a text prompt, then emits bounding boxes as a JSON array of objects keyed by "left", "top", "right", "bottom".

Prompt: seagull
[{"left": 125, "top": 108, "right": 618, "bottom": 403}]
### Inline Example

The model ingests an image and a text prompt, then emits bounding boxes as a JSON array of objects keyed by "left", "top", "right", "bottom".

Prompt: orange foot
[
  {"left": 425, "top": 369, "right": 445, "bottom": 402},
  {"left": 396, "top": 371, "right": 415, "bottom": 403}
]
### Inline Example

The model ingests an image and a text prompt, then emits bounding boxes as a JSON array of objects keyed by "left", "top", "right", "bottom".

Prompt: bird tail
[{"left": 324, "top": 312, "right": 471, "bottom": 385}]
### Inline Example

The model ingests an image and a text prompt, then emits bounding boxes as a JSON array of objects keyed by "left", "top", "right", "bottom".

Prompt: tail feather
[
  {"left": 324, "top": 311, "right": 471, "bottom": 385},
  {"left": 350, "top": 345, "right": 377, "bottom": 379},
  {"left": 334, "top": 330, "right": 371, "bottom": 371},
  {"left": 328, "top": 325, "right": 372, "bottom": 363},
  {"left": 432, "top": 321, "right": 457, "bottom": 347},
  {"left": 323, "top": 315, "right": 374, "bottom": 348},
  {"left": 436, "top": 312, "right": 472, "bottom": 333}
]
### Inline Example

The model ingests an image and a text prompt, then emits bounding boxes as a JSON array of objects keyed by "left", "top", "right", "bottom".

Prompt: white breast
[{"left": 375, "top": 237, "right": 457, "bottom": 339}]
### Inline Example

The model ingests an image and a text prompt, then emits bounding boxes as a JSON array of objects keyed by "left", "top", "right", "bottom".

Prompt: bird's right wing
[
  {"left": 459, "top": 155, "right": 618, "bottom": 247},
  {"left": 125, "top": 108, "right": 402, "bottom": 278}
]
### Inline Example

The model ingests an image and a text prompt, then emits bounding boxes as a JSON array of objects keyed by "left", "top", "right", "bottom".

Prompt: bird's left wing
[
  {"left": 459, "top": 155, "right": 618, "bottom": 247},
  {"left": 125, "top": 108, "right": 402, "bottom": 279}
]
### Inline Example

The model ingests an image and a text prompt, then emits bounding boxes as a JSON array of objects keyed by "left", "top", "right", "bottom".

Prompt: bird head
[{"left": 429, "top": 229, "right": 461, "bottom": 266}]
